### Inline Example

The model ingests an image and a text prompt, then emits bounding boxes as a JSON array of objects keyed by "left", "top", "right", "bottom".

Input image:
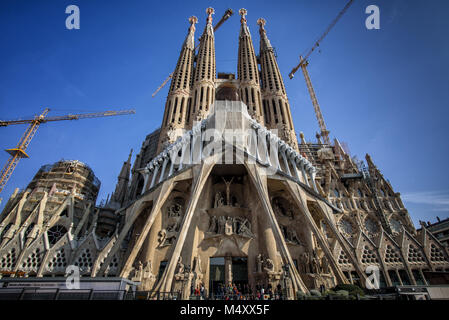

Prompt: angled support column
[
  {"left": 94, "top": 180, "right": 174, "bottom": 276},
  {"left": 158, "top": 154, "right": 169, "bottom": 184},
  {"left": 149, "top": 161, "right": 160, "bottom": 189},
  {"left": 285, "top": 179, "right": 365, "bottom": 285},
  {"left": 300, "top": 163, "right": 310, "bottom": 187},
  {"left": 315, "top": 199, "right": 368, "bottom": 285},
  {"left": 245, "top": 162, "right": 309, "bottom": 294},
  {"left": 118, "top": 179, "right": 176, "bottom": 278},
  {"left": 280, "top": 148, "right": 291, "bottom": 176},
  {"left": 141, "top": 167, "right": 151, "bottom": 195},
  {"left": 155, "top": 160, "right": 216, "bottom": 294}
]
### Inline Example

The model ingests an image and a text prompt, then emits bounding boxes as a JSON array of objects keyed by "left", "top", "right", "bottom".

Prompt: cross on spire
[
  {"left": 188, "top": 16, "right": 198, "bottom": 34},
  {"left": 189, "top": 15, "right": 198, "bottom": 27},
  {"left": 257, "top": 17, "right": 266, "bottom": 29},
  {"left": 239, "top": 8, "right": 247, "bottom": 24},
  {"left": 206, "top": 7, "right": 214, "bottom": 24}
]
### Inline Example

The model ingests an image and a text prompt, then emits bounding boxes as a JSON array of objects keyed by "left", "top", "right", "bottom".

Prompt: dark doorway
[
  {"left": 232, "top": 257, "right": 248, "bottom": 294},
  {"left": 209, "top": 257, "right": 225, "bottom": 297}
]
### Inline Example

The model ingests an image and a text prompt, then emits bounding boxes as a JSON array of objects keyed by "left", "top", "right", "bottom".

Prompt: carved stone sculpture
[
  {"left": 301, "top": 252, "right": 310, "bottom": 274},
  {"left": 214, "top": 192, "right": 225, "bottom": 208},
  {"left": 256, "top": 254, "right": 263, "bottom": 273},
  {"left": 263, "top": 258, "right": 274, "bottom": 273},
  {"left": 176, "top": 257, "right": 184, "bottom": 275}
]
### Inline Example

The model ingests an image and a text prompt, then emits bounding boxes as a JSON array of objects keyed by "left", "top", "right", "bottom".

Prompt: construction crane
[
  {"left": 289, "top": 0, "right": 354, "bottom": 145},
  {"left": 151, "top": 8, "right": 234, "bottom": 98},
  {"left": 0, "top": 108, "right": 136, "bottom": 193}
]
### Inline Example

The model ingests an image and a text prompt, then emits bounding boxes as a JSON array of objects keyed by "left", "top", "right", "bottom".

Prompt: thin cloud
[{"left": 402, "top": 190, "right": 449, "bottom": 212}]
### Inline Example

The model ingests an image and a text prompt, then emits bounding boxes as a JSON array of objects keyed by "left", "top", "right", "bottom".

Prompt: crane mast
[
  {"left": 0, "top": 108, "right": 49, "bottom": 193},
  {"left": 0, "top": 108, "right": 135, "bottom": 193},
  {"left": 300, "top": 58, "right": 330, "bottom": 145}
]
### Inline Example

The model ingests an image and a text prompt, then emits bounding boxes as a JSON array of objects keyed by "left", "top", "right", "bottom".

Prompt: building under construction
[{"left": 0, "top": 8, "right": 448, "bottom": 300}]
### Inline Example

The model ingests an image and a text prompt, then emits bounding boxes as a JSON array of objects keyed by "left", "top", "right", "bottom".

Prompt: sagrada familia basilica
[{"left": 0, "top": 8, "right": 448, "bottom": 299}]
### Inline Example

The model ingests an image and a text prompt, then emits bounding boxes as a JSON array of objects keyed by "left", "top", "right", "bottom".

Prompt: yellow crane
[
  {"left": 151, "top": 8, "right": 234, "bottom": 98},
  {"left": 289, "top": 0, "right": 354, "bottom": 145},
  {"left": 0, "top": 108, "right": 136, "bottom": 193}
]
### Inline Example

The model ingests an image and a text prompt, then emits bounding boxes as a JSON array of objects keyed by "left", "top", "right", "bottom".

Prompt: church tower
[
  {"left": 188, "top": 8, "right": 216, "bottom": 125},
  {"left": 158, "top": 16, "right": 198, "bottom": 153},
  {"left": 109, "top": 149, "right": 132, "bottom": 207},
  {"left": 237, "top": 9, "right": 264, "bottom": 123},
  {"left": 257, "top": 18, "right": 298, "bottom": 150}
]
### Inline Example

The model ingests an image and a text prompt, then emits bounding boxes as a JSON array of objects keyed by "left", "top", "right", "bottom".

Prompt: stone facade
[{"left": 0, "top": 8, "right": 448, "bottom": 299}]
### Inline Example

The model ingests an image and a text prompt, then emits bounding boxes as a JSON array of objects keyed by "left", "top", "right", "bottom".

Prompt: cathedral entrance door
[
  {"left": 231, "top": 257, "right": 248, "bottom": 295},
  {"left": 209, "top": 257, "right": 225, "bottom": 298}
]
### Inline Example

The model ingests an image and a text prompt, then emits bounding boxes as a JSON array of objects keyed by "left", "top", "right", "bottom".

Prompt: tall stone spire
[
  {"left": 237, "top": 9, "right": 263, "bottom": 123},
  {"left": 158, "top": 16, "right": 198, "bottom": 152},
  {"left": 257, "top": 18, "right": 298, "bottom": 150},
  {"left": 111, "top": 149, "right": 133, "bottom": 206},
  {"left": 189, "top": 7, "right": 216, "bottom": 126}
]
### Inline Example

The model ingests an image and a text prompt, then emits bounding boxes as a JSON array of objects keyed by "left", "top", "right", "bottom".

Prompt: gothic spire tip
[
  {"left": 239, "top": 8, "right": 247, "bottom": 23},
  {"left": 189, "top": 16, "right": 198, "bottom": 25},
  {"left": 257, "top": 17, "right": 266, "bottom": 29},
  {"left": 206, "top": 7, "right": 215, "bottom": 24}
]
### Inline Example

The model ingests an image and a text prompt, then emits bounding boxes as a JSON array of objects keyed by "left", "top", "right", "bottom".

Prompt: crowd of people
[{"left": 191, "top": 282, "right": 286, "bottom": 300}]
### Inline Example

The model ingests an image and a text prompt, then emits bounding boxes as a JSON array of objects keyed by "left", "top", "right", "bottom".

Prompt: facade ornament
[
  {"left": 256, "top": 254, "right": 264, "bottom": 273},
  {"left": 221, "top": 176, "right": 234, "bottom": 205},
  {"left": 263, "top": 258, "right": 274, "bottom": 273},
  {"left": 214, "top": 192, "right": 225, "bottom": 208},
  {"left": 176, "top": 256, "right": 185, "bottom": 275},
  {"left": 301, "top": 252, "right": 310, "bottom": 274}
]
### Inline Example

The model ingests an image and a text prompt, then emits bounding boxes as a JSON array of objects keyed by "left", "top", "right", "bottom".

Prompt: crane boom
[
  {"left": 288, "top": 0, "right": 354, "bottom": 79},
  {"left": 0, "top": 108, "right": 135, "bottom": 193},
  {"left": 151, "top": 9, "right": 234, "bottom": 98},
  {"left": 288, "top": 0, "right": 354, "bottom": 146},
  {"left": 0, "top": 109, "right": 135, "bottom": 127}
]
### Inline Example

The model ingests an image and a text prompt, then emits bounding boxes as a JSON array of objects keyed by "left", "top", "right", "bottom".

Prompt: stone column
[
  {"left": 158, "top": 155, "right": 169, "bottom": 183},
  {"left": 225, "top": 256, "right": 233, "bottom": 286},
  {"left": 149, "top": 163, "right": 160, "bottom": 189}
]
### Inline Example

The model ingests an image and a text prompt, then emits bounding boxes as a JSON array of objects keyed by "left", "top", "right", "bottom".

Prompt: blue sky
[{"left": 0, "top": 0, "right": 448, "bottom": 227}]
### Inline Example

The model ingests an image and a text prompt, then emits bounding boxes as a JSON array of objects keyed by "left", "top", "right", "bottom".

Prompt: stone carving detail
[
  {"left": 256, "top": 254, "right": 264, "bottom": 273},
  {"left": 214, "top": 192, "right": 225, "bottom": 208},
  {"left": 168, "top": 203, "right": 182, "bottom": 217},
  {"left": 213, "top": 177, "right": 241, "bottom": 208},
  {"left": 175, "top": 256, "right": 184, "bottom": 275},
  {"left": 158, "top": 201, "right": 184, "bottom": 247},
  {"left": 157, "top": 229, "right": 177, "bottom": 247},
  {"left": 131, "top": 260, "right": 144, "bottom": 281},
  {"left": 192, "top": 255, "right": 203, "bottom": 287},
  {"left": 207, "top": 215, "right": 254, "bottom": 237},
  {"left": 280, "top": 225, "right": 302, "bottom": 245},
  {"left": 222, "top": 177, "right": 234, "bottom": 206},
  {"left": 263, "top": 258, "right": 274, "bottom": 273},
  {"left": 272, "top": 197, "right": 294, "bottom": 219},
  {"left": 311, "top": 253, "right": 320, "bottom": 274},
  {"left": 301, "top": 252, "right": 310, "bottom": 274},
  {"left": 255, "top": 254, "right": 275, "bottom": 273}
]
